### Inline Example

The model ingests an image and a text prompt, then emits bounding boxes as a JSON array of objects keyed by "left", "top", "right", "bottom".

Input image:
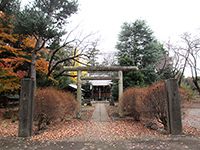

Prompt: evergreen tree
[
  {"left": 116, "top": 20, "right": 166, "bottom": 87},
  {"left": 0, "top": 0, "right": 20, "bottom": 15},
  {"left": 13, "top": 0, "right": 78, "bottom": 89}
]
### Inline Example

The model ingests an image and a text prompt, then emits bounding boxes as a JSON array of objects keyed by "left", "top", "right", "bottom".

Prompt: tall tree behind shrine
[{"left": 116, "top": 20, "right": 166, "bottom": 87}]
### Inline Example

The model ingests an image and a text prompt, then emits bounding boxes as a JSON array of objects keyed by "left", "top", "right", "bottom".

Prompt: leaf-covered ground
[{"left": 0, "top": 102, "right": 200, "bottom": 142}]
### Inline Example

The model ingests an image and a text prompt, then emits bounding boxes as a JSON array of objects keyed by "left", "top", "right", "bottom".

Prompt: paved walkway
[
  {"left": 183, "top": 104, "right": 200, "bottom": 129},
  {"left": 66, "top": 102, "right": 111, "bottom": 141},
  {"left": 91, "top": 102, "right": 110, "bottom": 122}
]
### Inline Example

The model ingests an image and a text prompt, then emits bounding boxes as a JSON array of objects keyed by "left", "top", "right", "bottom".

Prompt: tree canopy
[
  {"left": 12, "top": 0, "right": 79, "bottom": 90},
  {"left": 0, "top": 0, "right": 79, "bottom": 93},
  {"left": 14, "top": 0, "right": 78, "bottom": 40},
  {"left": 0, "top": 0, "right": 20, "bottom": 15},
  {"left": 116, "top": 20, "right": 166, "bottom": 87},
  {"left": 0, "top": 0, "right": 101, "bottom": 93}
]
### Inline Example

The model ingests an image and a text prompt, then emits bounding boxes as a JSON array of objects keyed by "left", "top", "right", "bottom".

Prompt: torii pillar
[
  {"left": 77, "top": 70, "right": 82, "bottom": 118},
  {"left": 118, "top": 70, "right": 123, "bottom": 99}
]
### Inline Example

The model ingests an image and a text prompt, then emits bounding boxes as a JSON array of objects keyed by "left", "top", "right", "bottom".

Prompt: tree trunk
[
  {"left": 178, "top": 51, "right": 190, "bottom": 86},
  {"left": 31, "top": 38, "right": 42, "bottom": 91},
  {"left": 31, "top": 51, "right": 37, "bottom": 90},
  {"left": 193, "top": 80, "right": 200, "bottom": 95}
]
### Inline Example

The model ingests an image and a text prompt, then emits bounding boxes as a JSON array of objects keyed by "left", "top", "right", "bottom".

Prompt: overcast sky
[
  {"left": 22, "top": 0, "right": 200, "bottom": 76},
  {"left": 67, "top": 0, "right": 200, "bottom": 53},
  {"left": 22, "top": 0, "right": 200, "bottom": 53}
]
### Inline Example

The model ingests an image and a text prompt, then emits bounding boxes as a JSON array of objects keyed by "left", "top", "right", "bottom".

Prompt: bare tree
[
  {"left": 101, "top": 52, "right": 118, "bottom": 66},
  {"left": 183, "top": 34, "right": 200, "bottom": 94},
  {"left": 85, "top": 39, "right": 100, "bottom": 67},
  {"left": 47, "top": 32, "right": 100, "bottom": 78},
  {"left": 163, "top": 42, "right": 183, "bottom": 82},
  {"left": 168, "top": 32, "right": 200, "bottom": 93}
]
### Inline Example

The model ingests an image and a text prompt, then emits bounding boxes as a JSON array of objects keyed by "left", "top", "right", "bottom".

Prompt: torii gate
[{"left": 64, "top": 66, "right": 138, "bottom": 117}]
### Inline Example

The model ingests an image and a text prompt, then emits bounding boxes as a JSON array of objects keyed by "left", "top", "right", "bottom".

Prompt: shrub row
[
  {"left": 34, "top": 87, "right": 78, "bottom": 130},
  {"left": 119, "top": 81, "right": 169, "bottom": 129}
]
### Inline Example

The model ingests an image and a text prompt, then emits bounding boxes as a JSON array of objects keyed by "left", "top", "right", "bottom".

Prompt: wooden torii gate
[{"left": 64, "top": 66, "right": 138, "bottom": 117}]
